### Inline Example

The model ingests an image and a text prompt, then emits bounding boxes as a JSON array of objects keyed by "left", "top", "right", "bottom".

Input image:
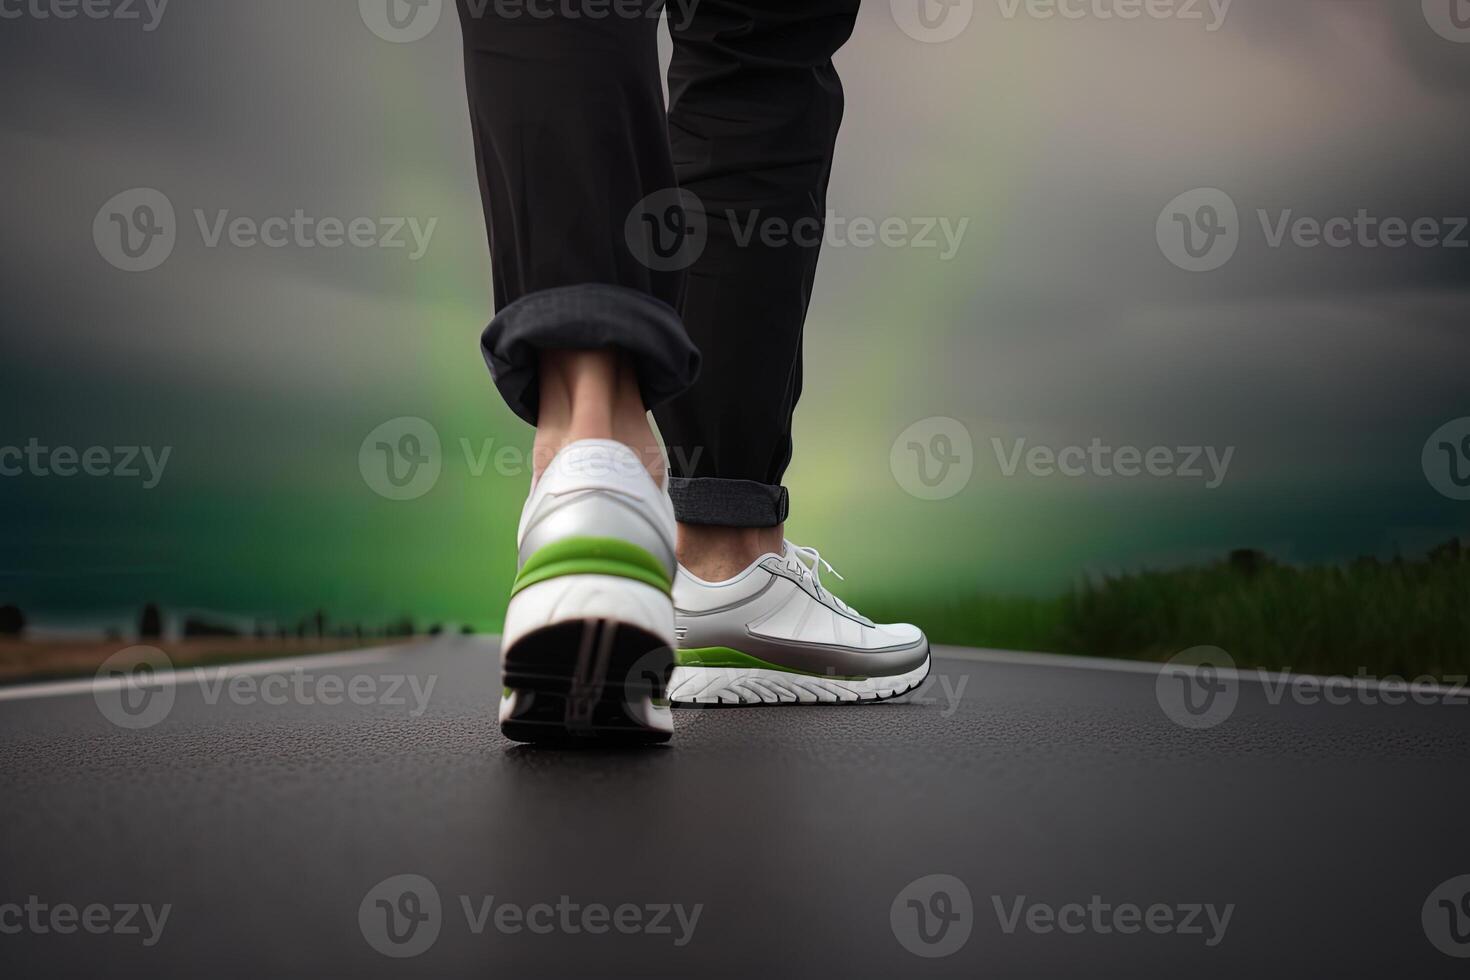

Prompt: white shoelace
[{"left": 785, "top": 540, "right": 853, "bottom": 614}]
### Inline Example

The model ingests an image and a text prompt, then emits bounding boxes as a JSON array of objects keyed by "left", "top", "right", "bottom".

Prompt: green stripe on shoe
[
  {"left": 511, "top": 536, "right": 672, "bottom": 597},
  {"left": 674, "top": 646, "right": 865, "bottom": 681}
]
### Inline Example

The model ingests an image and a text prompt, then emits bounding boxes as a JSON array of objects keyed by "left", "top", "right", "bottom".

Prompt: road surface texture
[{"left": 2, "top": 636, "right": 1468, "bottom": 978}]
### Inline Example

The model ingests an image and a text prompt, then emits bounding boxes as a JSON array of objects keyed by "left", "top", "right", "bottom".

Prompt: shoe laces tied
[{"left": 785, "top": 541, "right": 852, "bottom": 613}]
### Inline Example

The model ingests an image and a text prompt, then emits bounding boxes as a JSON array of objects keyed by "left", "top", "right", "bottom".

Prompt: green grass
[{"left": 850, "top": 543, "right": 1470, "bottom": 681}]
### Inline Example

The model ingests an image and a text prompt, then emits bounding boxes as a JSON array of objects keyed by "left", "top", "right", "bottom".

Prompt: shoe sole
[
  {"left": 666, "top": 651, "right": 931, "bottom": 707},
  {"left": 501, "top": 574, "right": 674, "bottom": 745}
]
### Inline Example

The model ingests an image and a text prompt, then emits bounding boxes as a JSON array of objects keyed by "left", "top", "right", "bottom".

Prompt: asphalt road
[{"left": 2, "top": 637, "right": 1468, "bottom": 978}]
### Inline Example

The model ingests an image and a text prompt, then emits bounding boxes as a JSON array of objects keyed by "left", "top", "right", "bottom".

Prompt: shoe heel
[{"left": 500, "top": 575, "right": 675, "bottom": 745}]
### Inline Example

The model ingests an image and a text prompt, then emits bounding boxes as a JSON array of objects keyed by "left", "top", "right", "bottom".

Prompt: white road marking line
[
  {"left": 0, "top": 646, "right": 410, "bottom": 703},
  {"left": 933, "top": 646, "right": 1468, "bottom": 698}
]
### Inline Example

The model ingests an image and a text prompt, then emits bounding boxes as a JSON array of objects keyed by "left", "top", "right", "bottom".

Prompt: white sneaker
[
  {"left": 668, "top": 541, "right": 930, "bottom": 706},
  {"left": 499, "top": 439, "right": 677, "bottom": 744}
]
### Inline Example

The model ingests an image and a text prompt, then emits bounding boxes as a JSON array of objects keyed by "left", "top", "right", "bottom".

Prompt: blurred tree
[
  {"left": 139, "top": 603, "right": 162, "bottom": 639},
  {"left": 1428, "top": 538, "right": 1463, "bottom": 564},
  {"left": 0, "top": 604, "right": 24, "bottom": 636},
  {"left": 183, "top": 618, "right": 239, "bottom": 638},
  {"left": 1228, "top": 549, "right": 1269, "bottom": 577}
]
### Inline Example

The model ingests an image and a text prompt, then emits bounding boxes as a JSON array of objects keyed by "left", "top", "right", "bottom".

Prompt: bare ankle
[
  {"left": 677, "top": 524, "right": 785, "bottom": 581},
  {"left": 533, "top": 349, "right": 663, "bottom": 483}
]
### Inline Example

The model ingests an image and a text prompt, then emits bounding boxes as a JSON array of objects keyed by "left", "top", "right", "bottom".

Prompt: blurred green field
[{"left": 850, "top": 541, "right": 1470, "bottom": 681}]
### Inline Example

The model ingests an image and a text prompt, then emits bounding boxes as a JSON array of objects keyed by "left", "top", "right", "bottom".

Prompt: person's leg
[
  {"left": 656, "top": 2, "right": 931, "bottom": 707},
  {"left": 457, "top": 0, "right": 700, "bottom": 454},
  {"left": 534, "top": 350, "right": 665, "bottom": 485},
  {"left": 656, "top": 0, "right": 859, "bottom": 579},
  {"left": 455, "top": 1, "right": 700, "bottom": 742}
]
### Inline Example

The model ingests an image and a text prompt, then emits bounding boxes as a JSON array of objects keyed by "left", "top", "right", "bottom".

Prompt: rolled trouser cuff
[
  {"left": 481, "top": 283, "right": 701, "bottom": 426},
  {"left": 669, "top": 477, "right": 789, "bottom": 528}
]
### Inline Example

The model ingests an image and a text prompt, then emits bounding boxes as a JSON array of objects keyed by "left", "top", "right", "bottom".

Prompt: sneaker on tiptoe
[
  {"left": 499, "top": 438, "right": 677, "bottom": 745},
  {"left": 668, "top": 542, "right": 930, "bottom": 706}
]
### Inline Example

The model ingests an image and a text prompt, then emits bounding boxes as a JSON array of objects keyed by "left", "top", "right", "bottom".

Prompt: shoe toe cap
[{"left": 876, "top": 621, "right": 926, "bottom": 649}]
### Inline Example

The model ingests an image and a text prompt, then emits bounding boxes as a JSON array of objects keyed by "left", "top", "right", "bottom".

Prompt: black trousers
[{"left": 456, "top": 0, "right": 858, "bottom": 527}]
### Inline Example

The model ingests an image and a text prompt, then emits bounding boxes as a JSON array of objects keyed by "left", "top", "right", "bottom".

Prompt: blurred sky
[{"left": 2, "top": 0, "right": 1467, "bottom": 631}]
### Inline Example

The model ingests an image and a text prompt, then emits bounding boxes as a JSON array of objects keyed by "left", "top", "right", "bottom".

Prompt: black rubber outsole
[{"left": 500, "top": 619, "right": 673, "bottom": 746}]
